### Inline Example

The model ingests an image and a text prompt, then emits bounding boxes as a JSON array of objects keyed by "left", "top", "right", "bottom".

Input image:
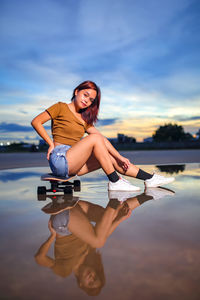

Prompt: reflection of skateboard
[
  {"left": 41, "top": 194, "right": 79, "bottom": 215},
  {"left": 37, "top": 173, "right": 81, "bottom": 199}
]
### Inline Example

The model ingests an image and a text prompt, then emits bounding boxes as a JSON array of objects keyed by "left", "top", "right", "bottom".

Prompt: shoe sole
[
  {"left": 108, "top": 187, "right": 141, "bottom": 191},
  {"left": 145, "top": 177, "right": 175, "bottom": 188},
  {"left": 145, "top": 186, "right": 175, "bottom": 194}
]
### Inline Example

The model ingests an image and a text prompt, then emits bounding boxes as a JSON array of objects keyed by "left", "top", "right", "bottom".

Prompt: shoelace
[
  {"left": 120, "top": 177, "right": 132, "bottom": 185},
  {"left": 153, "top": 172, "right": 164, "bottom": 178},
  {"left": 154, "top": 173, "right": 164, "bottom": 179}
]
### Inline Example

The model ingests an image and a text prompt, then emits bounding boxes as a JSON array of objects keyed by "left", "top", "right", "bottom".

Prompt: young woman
[
  {"left": 35, "top": 199, "right": 131, "bottom": 295},
  {"left": 34, "top": 191, "right": 158, "bottom": 295},
  {"left": 31, "top": 80, "right": 174, "bottom": 191}
]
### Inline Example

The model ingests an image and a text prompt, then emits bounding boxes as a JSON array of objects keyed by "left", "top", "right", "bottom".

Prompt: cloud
[
  {"left": 0, "top": 0, "right": 192, "bottom": 68},
  {"left": 19, "top": 110, "right": 28, "bottom": 115},
  {"left": 0, "top": 171, "right": 42, "bottom": 182},
  {"left": 148, "top": 71, "right": 200, "bottom": 99},
  {"left": 0, "top": 123, "right": 33, "bottom": 133},
  {"left": 0, "top": 0, "right": 199, "bottom": 142},
  {"left": 97, "top": 118, "right": 119, "bottom": 126},
  {"left": 0, "top": 122, "right": 50, "bottom": 133},
  {"left": 175, "top": 116, "right": 200, "bottom": 122},
  {"left": 0, "top": 0, "right": 198, "bottom": 97}
]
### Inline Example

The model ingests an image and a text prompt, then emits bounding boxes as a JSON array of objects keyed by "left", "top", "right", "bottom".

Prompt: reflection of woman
[
  {"left": 31, "top": 80, "right": 174, "bottom": 191},
  {"left": 35, "top": 200, "right": 131, "bottom": 295},
  {"left": 35, "top": 188, "right": 175, "bottom": 295},
  {"left": 47, "top": 226, "right": 105, "bottom": 296}
]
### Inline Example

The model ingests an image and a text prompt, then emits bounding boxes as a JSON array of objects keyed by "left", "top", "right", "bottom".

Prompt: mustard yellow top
[
  {"left": 52, "top": 234, "right": 89, "bottom": 278},
  {"left": 46, "top": 102, "right": 91, "bottom": 146}
]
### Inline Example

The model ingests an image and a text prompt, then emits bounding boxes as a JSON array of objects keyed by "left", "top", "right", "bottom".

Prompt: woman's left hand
[{"left": 118, "top": 155, "right": 131, "bottom": 172}]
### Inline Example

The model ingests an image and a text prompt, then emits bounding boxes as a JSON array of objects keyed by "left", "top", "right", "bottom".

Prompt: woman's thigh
[
  {"left": 77, "top": 151, "right": 122, "bottom": 176},
  {"left": 66, "top": 134, "right": 103, "bottom": 175},
  {"left": 77, "top": 153, "right": 101, "bottom": 175},
  {"left": 76, "top": 145, "right": 125, "bottom": 176}
]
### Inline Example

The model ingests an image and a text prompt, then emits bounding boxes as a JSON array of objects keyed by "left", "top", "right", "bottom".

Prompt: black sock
[
  {"left": 136, "top": 169, "right": 153, "bottom": 180},
  {"left": 137, "top": 193, "right": 153, "bottom": 205},
  {"left": 107, "top": 171, "right": 120, "bottom": 182},
  {"left": 107, "top": 199, "right": 121, "bottom": 209}
]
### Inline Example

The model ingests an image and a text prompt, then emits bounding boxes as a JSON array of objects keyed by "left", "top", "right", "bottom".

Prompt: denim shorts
[
  {"left": 51, "top": 210, "right": 71, "bottom": 236},
  {"left": 49, "top": 145, "right": 71, "bottom": 178}
]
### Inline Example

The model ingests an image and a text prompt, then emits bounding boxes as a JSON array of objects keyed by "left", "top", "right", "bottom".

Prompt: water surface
[{"left": 0, "top": 164, "right": 200, "bottom": 299}]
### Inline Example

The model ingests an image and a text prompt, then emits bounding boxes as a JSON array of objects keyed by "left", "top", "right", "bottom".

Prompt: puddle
[{"left": 0, "top": 164, "right": 200, "bottom": 299}]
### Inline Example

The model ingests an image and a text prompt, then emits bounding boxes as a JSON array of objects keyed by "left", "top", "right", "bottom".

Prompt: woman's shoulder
[
  {"left": 47, "top": 101, "right": 66, "bottom": 109},
  {"left": 46, "top": 101, "right": 69, "bottom": 118},
  {"left": 52, "top": 101, "right": 70, "bottom": 111},
  {"left": 50, "top": 101, "right": 69, "bottom": 106},
  {"left": 57, "top": 101, "right": 68, "bottom": 107},
  {"left": 58, "top": 101, "right": 71, "bottom": 111}
]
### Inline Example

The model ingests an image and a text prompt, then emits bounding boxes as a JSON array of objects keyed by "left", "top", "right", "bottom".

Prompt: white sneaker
[
  {"left": 145, "top": 173, "right": 175, "bottom": 188},
  {"left": 108, "top": 177, "right": 140, "bottom": 191},
  {"left": 145, "top": 187, "right": 175, "bottom": 201},
  {"left": 108, "top": 190, "right": 138, "bottom": 202}
]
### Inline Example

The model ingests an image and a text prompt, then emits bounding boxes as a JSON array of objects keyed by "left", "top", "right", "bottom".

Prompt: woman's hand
[
  {"left": 118, "top": 155, "right": 131, "bottom": 172},
  {"left": 47, "top": 144, "right": 54, "bottom": 160},
  {"left": 113, "top": 202, "right": 132, "bottom": 223}
]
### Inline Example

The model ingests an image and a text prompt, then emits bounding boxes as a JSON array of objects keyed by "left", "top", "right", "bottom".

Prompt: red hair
[{"left": 71, "top": 80, "right": 101, "bottom": 125}]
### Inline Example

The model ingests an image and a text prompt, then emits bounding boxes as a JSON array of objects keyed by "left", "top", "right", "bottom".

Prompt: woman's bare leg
[
  {"left": 72, "top": 135, "right": 173, "bottom": 188},
  {"left": 66, "top": 134, "right": 115, "bottom": 176},
  {"left": 77, "top": 153, "right": 101, "bottom": 175},
  {"left": 77, "top": 151, "right": 139, "bottom": 177},
  {"left": 68, "top": 204, "right": 117, "bottom": 248}
]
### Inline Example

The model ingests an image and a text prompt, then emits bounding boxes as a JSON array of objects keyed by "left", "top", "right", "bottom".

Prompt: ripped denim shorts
[
  {"left": 49, "top": 144, "right": 71, "bottom": 178},
  {"left": 51, "top": 210, "right": 71, "bottom": 236}
]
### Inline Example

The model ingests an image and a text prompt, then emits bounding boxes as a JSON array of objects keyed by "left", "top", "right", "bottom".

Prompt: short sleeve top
[
  {"left": 46, "top": 102, "right": 92, "bottom": 146},
  {"left": 52, "top": 234, "right": 89, "bottom": 278}
]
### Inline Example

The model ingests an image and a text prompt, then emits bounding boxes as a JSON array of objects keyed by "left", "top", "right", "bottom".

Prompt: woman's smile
[{"left": 81, "top": 99, "right": 88, "bottom": 107}]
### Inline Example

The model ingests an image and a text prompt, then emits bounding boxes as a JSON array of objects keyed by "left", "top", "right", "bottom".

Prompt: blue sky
[{"left": 0, "top": 0, "right": 200, "bottom": 142}]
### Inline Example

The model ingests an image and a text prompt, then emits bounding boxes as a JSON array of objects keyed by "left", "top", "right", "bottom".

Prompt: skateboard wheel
[
  {"left": 74, "top": 180, "right": 81, "bottom": 192},
  {"left": 64, "top": 186, "right": 73, "bottom": 194},
  {"left": 37, "top": 194, "right": 46, "bottom": 201},
  {"left": 74, "top": 180, "right": 80, "bottom": 186},
  {"left": 74, "top": 186, "right": 81, "bottom": 192},
  {"left": 37, "top": 186, "right": 46, "bottom": 195}
]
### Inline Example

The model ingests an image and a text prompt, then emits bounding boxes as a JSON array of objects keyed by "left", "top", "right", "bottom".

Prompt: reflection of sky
[
  {"left": 0, "top": 164, "right": 200, "bottom": 299},
  {"left": 0, "top": 171, "right": 42, "bottom": 182},
  {"left": 0, "top": 0, "right": 200, "bottom": 142}
]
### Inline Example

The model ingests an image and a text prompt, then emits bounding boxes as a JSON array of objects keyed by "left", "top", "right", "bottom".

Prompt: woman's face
[
  {"left": 79, "top": 266, "right": 101, "bottom": 289},
  {"left": 74, "top": 88, "right": 97, "bottom": 109}
]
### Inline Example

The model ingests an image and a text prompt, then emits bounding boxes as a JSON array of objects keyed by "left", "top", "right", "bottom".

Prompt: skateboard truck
[
  {"left": 40, "top": 194, "right": 80, "bottom": 214},
  {"left": 37, "top": 173, "right": 81, "bottom": 200}
]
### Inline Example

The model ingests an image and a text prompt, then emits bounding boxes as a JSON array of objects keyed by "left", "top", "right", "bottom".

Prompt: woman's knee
[
  {"left": 77, "top": 169, "right": 84, "bottom": 176},
  {"left": 88, "top": 133, "right": 104, "bottom": 144}
]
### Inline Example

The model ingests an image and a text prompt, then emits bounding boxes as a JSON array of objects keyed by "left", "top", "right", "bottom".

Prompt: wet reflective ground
[{"left": 0, "top": 164, "right": 200, "bottom": 300}]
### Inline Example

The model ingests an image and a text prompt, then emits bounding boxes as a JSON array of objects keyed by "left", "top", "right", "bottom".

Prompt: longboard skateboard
[
  {"left": 41, "top": 194, "right": 80, "bottom": 215},
  {"left": 37, "top": 173, "right": 81, "bottom": 200}
]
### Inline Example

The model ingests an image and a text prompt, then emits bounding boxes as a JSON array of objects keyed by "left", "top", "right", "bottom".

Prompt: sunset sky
[{"left": 0, "top": 0, "right": 200, "bottom": 143}]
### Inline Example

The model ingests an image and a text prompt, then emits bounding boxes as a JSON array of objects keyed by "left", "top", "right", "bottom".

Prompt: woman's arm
[
  {"left": 31, "top": 111, "right": 54, "bottom": 159},
  {"left": 69, "top": 205, "right": 116, "bottom": 248},
  {"left": 34, "top": 220, "right": 56, "bottom": 268},
  {"left": 107, "top": 203, "right": 131, "bottom": 236},
  {"left": 86, "top": 126, "right": 130, "bottom": 171}
]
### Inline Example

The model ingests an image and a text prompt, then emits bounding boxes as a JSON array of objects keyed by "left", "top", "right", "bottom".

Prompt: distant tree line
[{"left": 153, "top": 123, "right": 193, "bottom": 142}]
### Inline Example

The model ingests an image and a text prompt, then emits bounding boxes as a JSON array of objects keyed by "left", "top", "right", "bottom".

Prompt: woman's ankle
[{"left": 107, "top": 171, "right": 120, "bottom": 182}]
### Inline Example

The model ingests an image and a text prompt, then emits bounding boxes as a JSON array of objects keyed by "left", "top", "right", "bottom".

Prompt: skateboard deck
[
  {"left": 41, "top": 173, "right": 75, "bottom": 182},
  {"left": 41, "top": 194, "right": 79, "bottom": 215},
  {"left": 37, "top": 173, "right": 81, "bottom": 198}
]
